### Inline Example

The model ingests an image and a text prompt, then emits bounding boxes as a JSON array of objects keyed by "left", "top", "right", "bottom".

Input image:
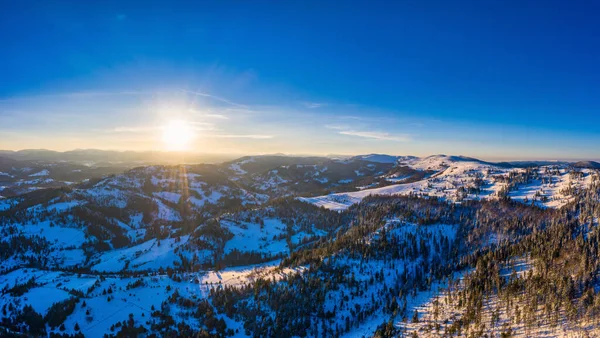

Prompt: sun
[{"left": 161, "top": 120, "right": 194, "bottom": 151}]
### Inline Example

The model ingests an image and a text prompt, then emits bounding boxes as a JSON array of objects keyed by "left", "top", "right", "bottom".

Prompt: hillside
[
  {"left": 1, "top": 154, "right": 600, "bottom": 337},
  {"left": 301, "top": 155, "right": 597, "bottom": 210}
]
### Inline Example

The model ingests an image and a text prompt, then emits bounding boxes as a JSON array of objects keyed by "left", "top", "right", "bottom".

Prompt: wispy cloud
[
  {"left": 339, "top": 130, "right": 410, "bottom": 142},
  {"left": 303, "top": 102, "right": 327, "bottom": 109},
  {"left": 188, "top": 122, "right": 217, "bottom": 131},
  {"left": 340, "top": 115, "right": 363, "bottom": 120},
  {"left": 325, "top": 124, "right": 351, "bottom": 130},
  {"left": 339, "top": 115, "right": 394, "bottom": 123},
  {"left": 326, "top": 122, "right": 410, "bottom": 142},
  {"left": 223, "top": 107, "right": 256, "bottom": 114},
  {"left": 182, "top": 89, "right": 248, "bottom": 108},
  {"left": 188, "top": 109, "right": 230, "bottom": 120},
  {"left": 205, "top": 114, "right": 229, "bottom": 120},
  {"left": 212, "top": 134, "right": 274, "bottom": 139},
  {"left": 109, "top": 121, "right": 215, "bottom": 134},
  {"left": 111, "top": 126, "right": 158, "bottom": 133}
]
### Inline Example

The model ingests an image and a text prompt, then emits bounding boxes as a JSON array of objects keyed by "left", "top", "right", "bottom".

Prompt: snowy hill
[
  {"left": 224, "top": 155, "right": 397, "bottom": 196},
  {"left": 352, "top": 154, "right": 405, "bottom": 163},
  {"left": 572, "top": 160, "right": 600, "bottom": 169},
  {"left": 0, "top": 157, "right": 130, "bottom": 198},
  {"left": 1, "top": 154, "right": 600, "bottom": 337},
  {"left": 300, "top": 156, "right": 599, "bottom": 210}
]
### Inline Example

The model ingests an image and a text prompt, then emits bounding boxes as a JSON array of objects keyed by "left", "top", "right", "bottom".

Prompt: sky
[{"left": 1, "top": 1, "right": 599, "bottom": 160}]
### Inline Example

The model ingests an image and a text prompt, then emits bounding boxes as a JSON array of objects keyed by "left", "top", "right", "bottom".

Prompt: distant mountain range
[
  {"left": 1, "top": 150, "right": 600, "bottom": 337},
  {"left": 346, "top": 153, "right": 599, "bottom": 168},
  {"left": 0, "top": 149, "right": 239, "bottom": 165},
  {"left": 571, "top": 160, "right": 600, "bottom": 169},
  {"left": 1, "top": 149, "right": 598, "bottom": 169}
]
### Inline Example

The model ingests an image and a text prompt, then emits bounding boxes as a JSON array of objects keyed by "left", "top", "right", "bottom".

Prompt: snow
[
  {"left": 290, "top": 227, "right": 328, "bottom": 245},
  {"left": 16, "top": 178, "right": 54, "bottom": 185},
  {"left": 19, "top": 221, "right": 87, "bottom": 248},
  {"left": 49, "top": 248, "right": 87, "bottom": 267},
  {"left": 385, "top": 174, "right": 412, "bottom": 183},
  {"left": 64, "top": 276, "right": 189, "bottom": 338},
  {"left": 47, "top": 200, "right": 85, "bottom": 212},
  {"left": 0, "top": 262, "right": 299, "bottom": 338},
  {"left": 300, "top": 159, "right": 598, "bottom": 210},
  {"left": 229, "top": 157, "right": 255, "bottom": 175},
  {"left": 299, "top": 158, "right": 495, "bottom": 210},
  {"left": 314, "top": 177, "right": 329, "bottom": 184},
  {"left": 326, "top": 221, "right": 459, "bottom": 337},
  {"left": 154, "top": 191, "right": 181, "bottom": 204},
  {"left": 189, "top": 189, "right": 224, "bottom": 207},
  {"left": 129, "top": 212, "right": 143, "bottom": 228},
  {"left": 0, "top": 269, "right": 53, "bottom": 290},
  {"left": 84, "top": 186, "right": 128, "bottom": 208},
  {"left": 0, "top": 198, "right": 13, "bottom": 211},
  {"left": 1, "top": 154, "right": 599, "bottom": 338},
  {"left": 186, "top": 172, "right": 202, "bottom": 179},
  {"left": 0, "top": 269, "right": 97, "bottom": 319},
  {"left": 222, "top": 218, "right": 289, "bottom": 256},
  {"left": 298, "top": 193, "right": 364, "bottom": 211},
  {"left": 229, "top": 163, "right": 247, "bottom": 175},
  {"left": 356, "top": 154, "right": 399, "bottom": 163},
  {"left": 24, "top": 287, "right": 72, "bottom": 315},
  {"left": 29, "top": 169, "right": 50, "bottom": 177},
  {"left": 399, "top": 258, "right": 574, "bottom": 337},
  {"left": 343, "top": 276, "right": 462, "bottom": 338},
  {"left": 198, "top": 260, "right": 305, "bottom": 287},
  {"left": 403, "top": 154, "right": 474, "bottom": 171},
  {"left": 154, "top": 198, "right": 182, "bottom": 221},
  {"left": 254, "top": 172, "right": 289, "bottom": 191},
  {"left": 92, "top": 236, "right": 189, "bottom": 272}
]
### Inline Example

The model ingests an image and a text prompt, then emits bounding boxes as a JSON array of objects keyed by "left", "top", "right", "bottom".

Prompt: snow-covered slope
[
  {"left": 2, "top": 154, "right": 599, "bottom": 338},
  {"left": 224, "top": 155, "right": 397, "bottom": 196},
  {"left": 300, "top": 156, "right": 599, "bottom": 210},
  {"left": 352, "top": 154, "right": 405, "bottom": 163}
]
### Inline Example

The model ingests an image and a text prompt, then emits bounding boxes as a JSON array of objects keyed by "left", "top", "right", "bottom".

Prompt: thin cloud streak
[
  {"left": 325, "top": 124, "right": 350, "bottom": 130},
  {"left": 189, "top": 109, "right": 230, "bottom": 120},
  {"left": 339, "top": 130, "right": 410, "bottom": 142},
  {"left": 303, "top": 102, "right": 327, "bottom": 109},
  {"left": 182, "top": 89, "right": 248, "bottom": 108},
  {"left": 110, "top": 121, "right": 215, "bottom": 134},
  {"left": 205, "top": 114, "right": 229, "bottom": 120},
  {"left": 111, "top": 126, "right": 158, "bottom": 133},
  {"left": 212, "top": 134, "right": 273, "bottom": 139},
  {"left": 326, "top": 122, "right": 410, "bottom": 142},
  {"left": 188, "top": 121, "right": 216, "bottom": 128}
]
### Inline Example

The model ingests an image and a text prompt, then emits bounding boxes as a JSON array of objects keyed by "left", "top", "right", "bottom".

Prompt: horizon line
[{"left": 1, "top": 148, "right": 599, "bottom": 163}]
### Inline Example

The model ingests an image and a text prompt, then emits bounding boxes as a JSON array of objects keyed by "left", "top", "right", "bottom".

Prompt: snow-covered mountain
[
  {"left": 223, "top": 155, "right": 396, "bottom": 196},
  {"left": 1, "top": 154, "right": 600, "bottom": 337},
  {"left": 0, "top": 156, "right": 130, "bottom": 198},
  {"left": 301, "top": 154, "right": 598, "bottom": 210}
]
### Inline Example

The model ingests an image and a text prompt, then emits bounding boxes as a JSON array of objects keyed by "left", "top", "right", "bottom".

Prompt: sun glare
[{"left": 162, "top": 120, "right": 194, "bottom": 151}]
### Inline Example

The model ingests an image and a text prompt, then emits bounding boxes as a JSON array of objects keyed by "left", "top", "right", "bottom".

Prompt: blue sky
[{"left": 1, "top": 1, "right": 599, "bottom": 160}]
